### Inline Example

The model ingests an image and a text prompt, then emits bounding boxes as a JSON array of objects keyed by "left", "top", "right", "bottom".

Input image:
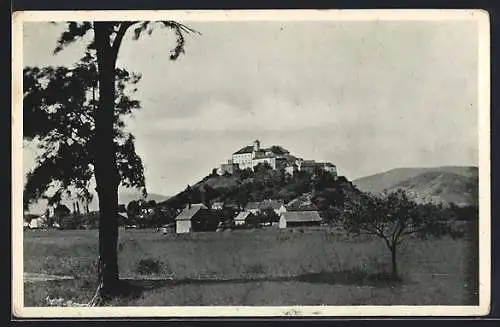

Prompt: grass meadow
[{"left": 23, "top": 224, "right": 479, "bottom": 306}]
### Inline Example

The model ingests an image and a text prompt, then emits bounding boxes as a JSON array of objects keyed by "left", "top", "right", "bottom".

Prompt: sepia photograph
[{"left": 12, "top": 10, "right": 490, "bottom": 317}]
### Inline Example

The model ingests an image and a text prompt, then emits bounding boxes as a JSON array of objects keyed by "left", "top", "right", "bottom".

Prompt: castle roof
[
  {"left": 233, "top": 143, "right": 291, "bottom": 156},
  {"left": 254, "top": 152, "right": 276, "bottom": 159},
  {"left": 233, "top": 145, "right": 254, "bottom": 155},
  {"left": 265, "top": 146, "right": 290, "bottom": 155}
]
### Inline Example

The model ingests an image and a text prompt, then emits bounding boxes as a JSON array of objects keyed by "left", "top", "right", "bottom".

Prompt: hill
[
  {"left": 353, "top": 166, "right": 478, "bottom": 206},
  {"left": 159, "top": 165, "right": 363, "bottom": 217}
]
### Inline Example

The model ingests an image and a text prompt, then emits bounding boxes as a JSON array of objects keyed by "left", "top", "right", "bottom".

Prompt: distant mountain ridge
[{"left": 353, "top": 166, "right": 478, "bottom": 206}]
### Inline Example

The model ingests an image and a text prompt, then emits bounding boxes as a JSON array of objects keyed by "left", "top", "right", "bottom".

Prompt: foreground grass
[{"left": 23, "top": 225, "right": 478, "bottom": 306}]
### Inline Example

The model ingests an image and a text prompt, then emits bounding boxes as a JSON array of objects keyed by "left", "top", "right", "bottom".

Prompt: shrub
[
  {"left": 136, "top": 258, "right": 162, "bottom": 275},
  {"left": 245, "top": 263, "right": 265, "bottom": 274}
]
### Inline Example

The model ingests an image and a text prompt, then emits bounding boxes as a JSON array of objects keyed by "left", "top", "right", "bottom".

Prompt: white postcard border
[{"left": 12, "top": 9, "right": 491, "bottom": 318}]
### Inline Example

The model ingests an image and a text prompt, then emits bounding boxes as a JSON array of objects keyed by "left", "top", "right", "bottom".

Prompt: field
[{"left": 23, "top": 225, "right": 478, "bottom": 306}]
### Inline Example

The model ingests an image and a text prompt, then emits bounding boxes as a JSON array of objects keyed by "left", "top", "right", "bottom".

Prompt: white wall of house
[
  {"left": 232, "top": 153, "right": 253, "bottom": 170},
  {"left": 29, "top": 217, "right": 46, "bottom": 229},
  {"left": 278, "top": 216, "right": 287, "bottom": 229},
  {"left": 275, "top": 205, "right": 287, "bottom": 216},
  {"left": 235, "top": 220, "right": 245, "bottom": 226},
  {"left": 176, "top": 220, "right": 192, "bottom": 234}
]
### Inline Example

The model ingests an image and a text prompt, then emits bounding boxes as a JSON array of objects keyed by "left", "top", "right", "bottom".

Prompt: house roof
[
  {"left": 286, "top": 194, "right": 318, "bottom": 211},
  {"left": 259, "top": 199, "right": 284, "bottom": 210},
  {"left": 319, "top": 162, "right": 336, "bottom": 167},
  {"left": 287, "top": 203, "right": 318, "bottom": 211},
  {"left": 233, "top": 145, "right": 254, "bottom": 155},
  {"left": 234, "top": 211, "right": 253, "bottom": 221},
  {"left": 245, "top": 202, "right": 261, "bottom": 210},
  {"left": 280, "top": 211, "right": 322, "bottom": 222},
  {"left": 175, "top": 204, "right": 208, "bottom": 221}
]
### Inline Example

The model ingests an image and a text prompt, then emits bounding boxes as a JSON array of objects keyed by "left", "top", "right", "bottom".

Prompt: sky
[{"left": 22, "top": 19, "right": 479, "bottom": 199}]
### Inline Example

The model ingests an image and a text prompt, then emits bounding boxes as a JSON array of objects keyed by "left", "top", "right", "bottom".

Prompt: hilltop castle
[{"left": 218, "top": 140, "right": 337, "bottom": 177}]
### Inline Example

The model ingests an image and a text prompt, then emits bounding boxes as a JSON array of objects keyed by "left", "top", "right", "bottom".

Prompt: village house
[
  {"left": 211, "top": 201, "right": 224, "bottom": 210},
  {"left": 175, "top": 203, "right": 207, "bottom": 233},
  {"left": 285, "top": 194, "right": 319, "bottom": 212},
  {"left": 175, "top": 203, "right": 220, "bottom": 234},
  {"left": 234, "top": 211, "right": 255, "bottom": 226},
  {"left": 24, "top": 214, "right": 46, "bottom": 229},
  {"left": 278, "top": 211, "right": 322, "bottom": 229},
  {"left": 259, "top": 199, "right": 287, "bottom": 216},
  {"left": 244, "top": 201, "right": 261, "bottom": 214}
]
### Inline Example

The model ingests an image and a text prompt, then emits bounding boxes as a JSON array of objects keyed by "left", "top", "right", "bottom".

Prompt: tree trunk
[
  {"left": 390, "top": 244, "right": 398, "bottom": 279},
  {"left": 94, "top": 22, "right": 121, "bottom": 297}
]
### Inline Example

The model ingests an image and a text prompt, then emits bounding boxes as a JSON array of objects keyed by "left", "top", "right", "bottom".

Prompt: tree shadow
[
  {"left": 295, "top": 269, "right": 402, "bottom": 287},
  {"left": 116, "top": 268, "right": 403, "bottom": 302}
]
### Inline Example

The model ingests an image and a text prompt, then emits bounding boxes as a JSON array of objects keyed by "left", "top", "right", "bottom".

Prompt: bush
[
  {"left": 245, "top": 263, "right": 265, "bottom": 274},
  {"left": 136, "top": 258, "right": 162, "bottom": 275}
]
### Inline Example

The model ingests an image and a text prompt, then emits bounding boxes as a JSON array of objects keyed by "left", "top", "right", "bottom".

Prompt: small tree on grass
[{"left": 343, "top": 189, "right": 454, "bottom": 279}]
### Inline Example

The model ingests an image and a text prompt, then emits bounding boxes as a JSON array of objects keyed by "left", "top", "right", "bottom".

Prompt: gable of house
[{"left": 175, "top": 204, "right": 208, "bottom": 221}]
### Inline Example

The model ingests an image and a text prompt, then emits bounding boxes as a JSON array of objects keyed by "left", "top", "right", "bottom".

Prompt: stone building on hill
[
  {"left": 231, "top": 140, "right": 292, "bottom": 171},
  {"left": 218, "top": 139, "right": 337, "bottom": 177},
  {"left": 217, "top": 159, "right": 238, "bottom": 175}
]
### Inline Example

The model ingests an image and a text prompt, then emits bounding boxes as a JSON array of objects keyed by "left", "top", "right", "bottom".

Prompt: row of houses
[
  {"left": 175, "top": 194, "right": 323, "bottom": 234},
  {"left": 24, "top": 210, "right": 129, "bottom": 230}
]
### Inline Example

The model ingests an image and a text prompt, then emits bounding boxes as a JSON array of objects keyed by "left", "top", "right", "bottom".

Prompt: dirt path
[
  {"left": 23, "top": 272, "right": 177, "bottom": 283},
  {"left": 24, "top": 273, "right": 74, "bottom": 282}
]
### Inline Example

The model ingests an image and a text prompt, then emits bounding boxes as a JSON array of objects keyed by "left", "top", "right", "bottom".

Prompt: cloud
[
  {"left": 22, "top": 20, "right": 480, "bottom": 197},
  {"left": 147, "top": 95, "right": 356, "bottom": 132}
]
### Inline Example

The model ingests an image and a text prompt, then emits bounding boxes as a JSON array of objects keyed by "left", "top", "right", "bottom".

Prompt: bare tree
[{"left": 343, "top": 189, "right": 455, "bottom": 278}]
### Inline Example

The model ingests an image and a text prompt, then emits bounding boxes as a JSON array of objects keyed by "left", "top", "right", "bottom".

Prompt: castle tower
[{"left": 253, "top": 139, "right": 260, "bottom": 152}]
